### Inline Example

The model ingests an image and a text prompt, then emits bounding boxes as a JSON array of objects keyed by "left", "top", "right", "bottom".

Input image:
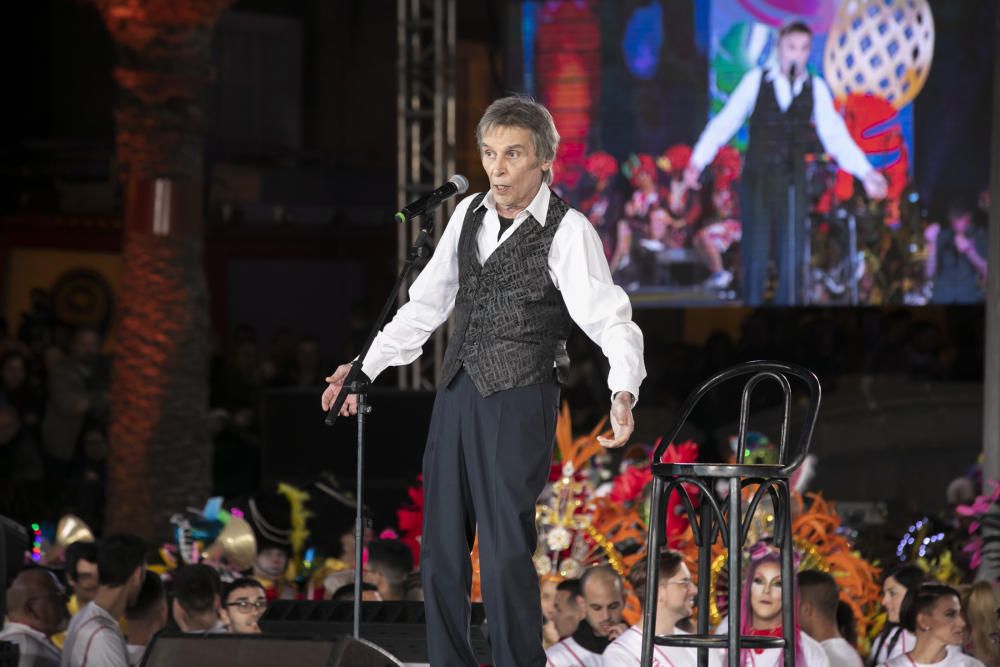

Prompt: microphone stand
[
  {"left": 324, "top": 203, "right": 443, "bottom": 639},
  {"left": 785, "top": 63, "right": 801, "bottom": 305}
]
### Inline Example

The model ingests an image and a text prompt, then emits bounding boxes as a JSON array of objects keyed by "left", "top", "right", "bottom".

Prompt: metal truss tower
[{"left": 395, "top": 0, "right": 456, "bottom": 390}]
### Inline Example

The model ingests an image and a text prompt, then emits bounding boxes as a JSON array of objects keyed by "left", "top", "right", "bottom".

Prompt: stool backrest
[{"left": 653, "top": 360, "right": 821, "bottom": 475}]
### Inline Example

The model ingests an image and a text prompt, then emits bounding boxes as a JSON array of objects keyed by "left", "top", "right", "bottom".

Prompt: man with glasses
[
  {"left": 603, "top": 549, "right": 715, "bottom": 666},
  {"left": 219, "top": 578, "right": 267, "bottom": 634}
]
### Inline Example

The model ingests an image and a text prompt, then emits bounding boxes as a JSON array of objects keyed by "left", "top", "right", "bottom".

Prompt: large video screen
[{"left": 513, "top": 0, "right": 991, "bottom": 307}]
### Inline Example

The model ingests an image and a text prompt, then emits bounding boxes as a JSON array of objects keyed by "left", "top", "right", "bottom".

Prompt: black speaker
[
  {"left": 259, "top": 600, "right": 491, "bottom": 663},
  {"left": 0, "top": 515, "right": 29, "bottom": 621},
  {"left": 0, "top": 640, "right": 19, "bottom": 667},
  {"left": 140, "top": 633, "right": 402, "bottom": 667}
]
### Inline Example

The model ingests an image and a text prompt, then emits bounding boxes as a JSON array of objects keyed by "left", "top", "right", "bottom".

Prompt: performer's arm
[
  {"left": 550, "top": 211, "right": 646, "bottom": 446},
  {"left": 322, "top": 195, "right": 472, "bottom": 414},
  {"left": 686, "top": 68, "right": 763, "bottom": 185},
  {"left": 812, "top": 78, "right": 887, "bottom": 198},
  {"left": 361, "top": 196, "right": 473, "bottom": 379}
]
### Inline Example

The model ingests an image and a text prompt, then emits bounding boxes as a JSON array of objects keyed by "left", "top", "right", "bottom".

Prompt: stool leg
[
  {"left": 642, "top": 476, "right": 666, "bottom": 667},
  {"left": 779, "top": 483, "right": 795, "bottom": 667},
  {"left": 727, "top": 476, "right": 741, "bottom": 667},
  {"left": 697, "top": 498, "right": 712, "bottom": 667}
]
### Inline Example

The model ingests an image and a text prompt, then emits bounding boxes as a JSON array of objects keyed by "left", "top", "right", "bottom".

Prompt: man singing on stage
[
  {"left": 321, "top": 96, "right": 645, "bottom": 666},
  {"left": 684, "top": 20, "right": 888, "bottom": 306}
]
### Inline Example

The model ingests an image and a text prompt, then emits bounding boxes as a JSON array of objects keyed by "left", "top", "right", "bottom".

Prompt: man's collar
[
  {"left": 476, "top": 181, "right": 552, "bottom": 225},
  {"left": 572, "top": 618, "right": 613, "bottom": 654},
  {"left": 764, "top": 65, "right": 808, "bottom": 84},
  {"left": 2, "top": 621, "right": 49, "bottom": 641}
]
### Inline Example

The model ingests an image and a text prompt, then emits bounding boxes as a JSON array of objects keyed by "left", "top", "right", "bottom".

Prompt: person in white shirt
[
  {"left": 549, "top": 578, "right": 587, "bottom": 643},
  {"left": 721, "top": 544, "right": 829, "bottom": 667},
  {"left": 547, "top": 566, "right": 629, "bottom": 667},
  {"left": 683, "top": 20, "right": 888, "bottom": 306},
  {"left": 0, "top": 568, "right": 67, "bottom": 667},
  {"left": 869, "top": 565, "right": 927, "bottom": 666},
  {"left": 323, "top": 96, "right": 645, "bottom": 667},
  {"left": 878, "top": 583, "right": 984, "bottom": 667},
  {"left": 170, "top": 564, "right": 226, "bottom": 635},
  {"left": 123, "top": 571, "right": 166, "bottom": 666},
  {"left": 603, "top": 549, "right": 721, "bottom": 667},
  {"left": 796, "top": 570, "right": 862, "bottom": 667},
  {"left": 62, "top": 533, "right": 146, "bottom": 667}
]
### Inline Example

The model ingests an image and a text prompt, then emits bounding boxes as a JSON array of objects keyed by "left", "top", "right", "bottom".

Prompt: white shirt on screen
[{"left": 689, "top": 66, "right": 874, "bottom": 179}]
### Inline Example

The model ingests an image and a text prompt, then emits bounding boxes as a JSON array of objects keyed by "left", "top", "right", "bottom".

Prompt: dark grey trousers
[
  {"left": 420, "top": 370, "right": 560, "bottom": 667},
  {"left": 740, "top": 167, "right": 808, "bottom": 306}
]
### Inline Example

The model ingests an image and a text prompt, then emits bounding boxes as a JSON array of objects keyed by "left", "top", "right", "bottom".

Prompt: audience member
[
  {"left": 961, "top": 582, "right": 1000, "bottom": 667},
  {"left": 720, "top": 544, "right": 829, "bottom": 667},
  {"left": 798, "top": 569, "right": 862, "bottom": 667},
  {"left": 64, "top": 542, "right": 99, "bottom": 616},
  {"left": 123, "top": 571, "right": 166, "bottom": 666},
  {"left": 879, "top": 584, "right": 984, "bottom": 667},
  {"left": 604, "top": 549, "right": 715, "bottom": 666},
  {"left": 545, "top": 565, "right": 626, "bottom": 666},
  {"left": 171, "top": 564, "right": 224, "bottom": 634},
  {"left": 870, "top": 565, "right": 927, "bottom": 665},
  {"left": 364, "top": 539, "right": 413, "bottom": 602},
  {"left": 219, "top": 578, "right": 267, "bottom": 635},
  {"left": 0, "top": 568, "right": 67, "bottom": 667},
  {"left": 549, "top": 579, "right": 585, "bottom": 643},
  {"left": 62, "top": 533, "right": 146, "bottom": 667}
]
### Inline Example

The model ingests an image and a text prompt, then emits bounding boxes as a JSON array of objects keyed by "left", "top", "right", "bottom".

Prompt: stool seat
[
  {"left": 651, "top": 462, "right": 791, "bottom": 479},
  {"left": 653, "top": 635, "right": 787, "bottom": 651}
]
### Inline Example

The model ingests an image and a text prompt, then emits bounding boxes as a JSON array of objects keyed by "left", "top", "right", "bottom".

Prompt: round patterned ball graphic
[{"left": 823, "top": 0, "right": 934, "bottom": 109}]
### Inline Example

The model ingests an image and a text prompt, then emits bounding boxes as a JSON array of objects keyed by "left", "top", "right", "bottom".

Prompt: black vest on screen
[
  {"left": 745, "top": 73, "right": 821, "bottom": 174},
  {"left": 439, "top": 192, "right": 573, "bottom": 396}
]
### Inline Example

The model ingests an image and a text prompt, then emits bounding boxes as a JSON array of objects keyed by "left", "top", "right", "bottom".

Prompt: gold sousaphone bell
[
  {"left": 209, "top": 516, "right": 257, "bottom": 571},
  {"left": 54, "top": 514, "right": 95, "bottom": 550}
]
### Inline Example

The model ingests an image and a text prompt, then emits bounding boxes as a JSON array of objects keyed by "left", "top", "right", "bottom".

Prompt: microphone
[
  {"left": 789, "top": 62, "right": 798, "bottom": 80},
  {"left": 395, "top": 175, "right": 469, "bottom": 223}
]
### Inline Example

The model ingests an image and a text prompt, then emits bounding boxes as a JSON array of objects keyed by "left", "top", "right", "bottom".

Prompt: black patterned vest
[
  {"left": 439, "top": 191, "right": 573, "bottom": 396},
  {"left": 745, "top": 73, "right": 821, "bottom": 174}
]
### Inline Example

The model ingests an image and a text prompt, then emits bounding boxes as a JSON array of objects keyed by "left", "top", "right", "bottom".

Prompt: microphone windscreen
[{"left": 450, "top": 174, "right": 469, "bottom": 194}]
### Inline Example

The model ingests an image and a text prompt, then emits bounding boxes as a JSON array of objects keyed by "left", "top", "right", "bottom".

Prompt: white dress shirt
[
  {"left": 61, "top": 601, "right": 129, "bottom": 667},
  {"left": 690, "top": 66, "right": 874, "bottom": 179},
  {"left": 602, "top": 625, "right": 723, "bottom": 667},
  {"left": 546, "top": 635, "right": 603, "bottom": 667},
  {"left": 361, "top": 182, "right": 646, "bottom": 401},
  {"left": 879, "top": 652, "right": 985, "bottom": 667},
  {"left": 821, "top": 637, "right": 864, "bottom": 667},
  {"left": 0, "top": 621, "right": 61, "bottom": 667}
]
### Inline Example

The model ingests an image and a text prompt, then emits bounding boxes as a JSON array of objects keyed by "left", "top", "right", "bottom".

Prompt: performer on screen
[
  {"left": 684, "top": 20, "right": 888, "bottom": 306},
  {"left": 321, "top": 96, "right": 646, "bottom": 667}
]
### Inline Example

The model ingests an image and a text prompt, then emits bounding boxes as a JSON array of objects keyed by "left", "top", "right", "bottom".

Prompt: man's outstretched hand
[
  {"left": 597, "top": 392, "right": 635, "bottom": 449},
  {"left": 321, "top": 363, "right": 358, "bottom": 416},
  {"left": 862, "top": 169, "right": 888, "bottom": 200}
]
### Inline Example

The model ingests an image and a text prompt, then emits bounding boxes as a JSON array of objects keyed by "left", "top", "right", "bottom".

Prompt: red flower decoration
[
  {"left": 609, "top": 465, "right": 653, "bottom": 504},
  {"left": 585, "top": 151, "right": 619, "bottom": 181}
]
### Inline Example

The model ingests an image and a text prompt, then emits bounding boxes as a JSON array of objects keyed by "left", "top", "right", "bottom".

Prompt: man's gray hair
[{"left": 476, "top": 96, "right": 560, "bottom": 185}]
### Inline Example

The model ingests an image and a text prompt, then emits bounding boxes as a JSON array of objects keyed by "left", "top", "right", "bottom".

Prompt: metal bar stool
[{"left": 639, "top": 361, "right": 821, "bottom": 667}]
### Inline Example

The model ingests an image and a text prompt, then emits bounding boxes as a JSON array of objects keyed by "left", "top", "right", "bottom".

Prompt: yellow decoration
[{"left": 277, "top": 482, "right": 312, "bottom": 558}]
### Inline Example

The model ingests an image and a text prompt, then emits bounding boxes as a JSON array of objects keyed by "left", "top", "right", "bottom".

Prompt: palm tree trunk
[{"left": 93, "top": 0, "right": 231, "bottom": 540}]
